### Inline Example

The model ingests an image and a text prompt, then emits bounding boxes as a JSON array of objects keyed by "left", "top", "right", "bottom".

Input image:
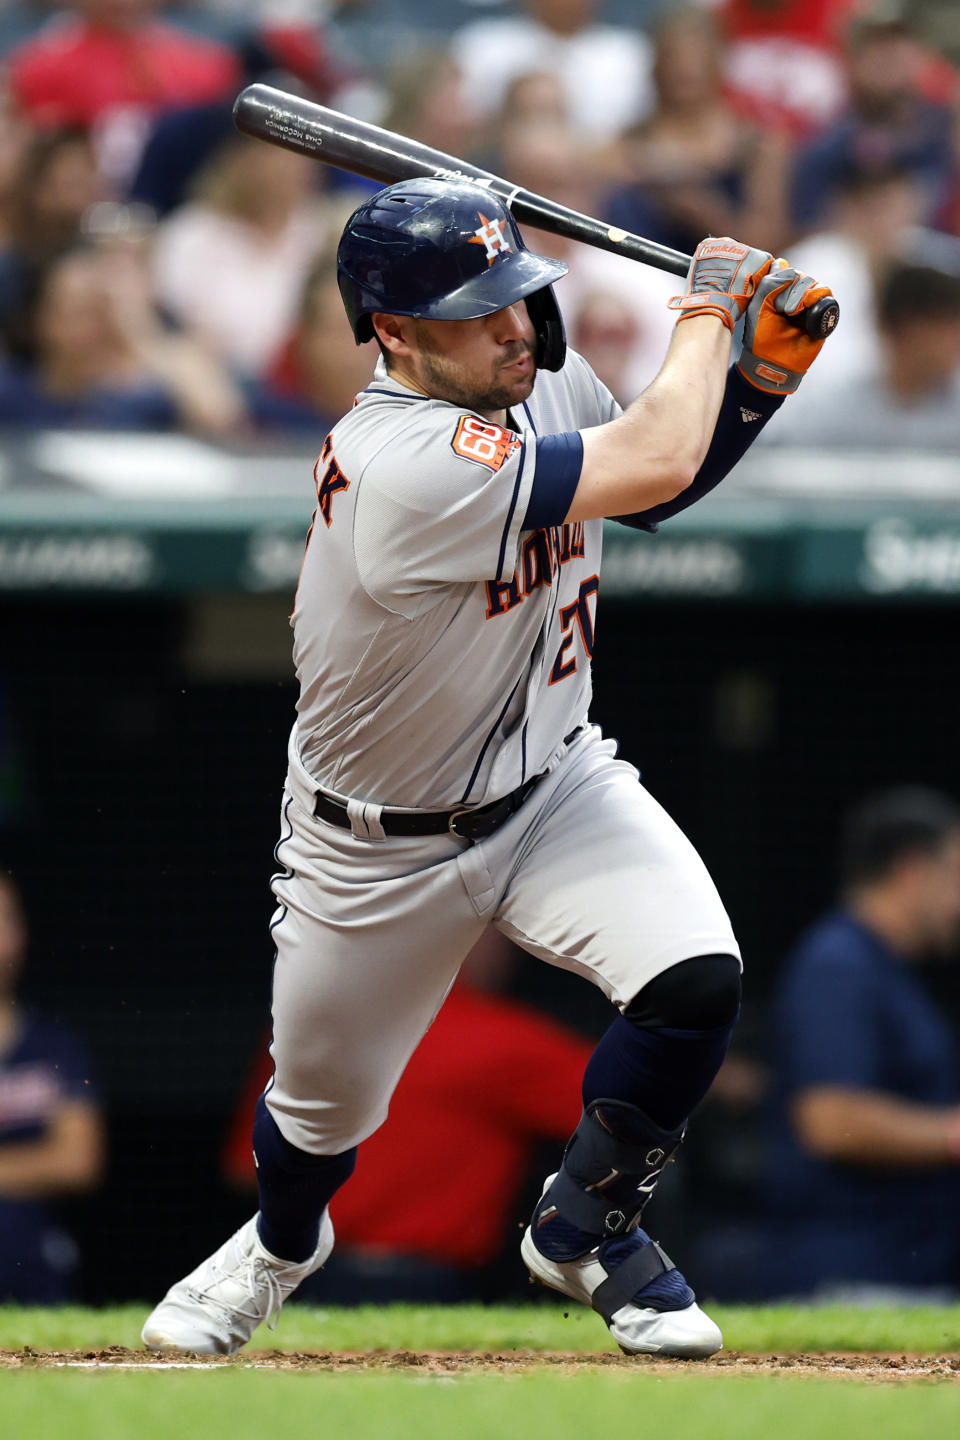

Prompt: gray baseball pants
[{"left": 267, "top": 723, "right": 739, "bottom": 1154}]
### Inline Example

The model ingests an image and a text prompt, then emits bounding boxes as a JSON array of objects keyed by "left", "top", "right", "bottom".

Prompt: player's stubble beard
[{"left": 414, "top": 326, "right": 537, "bottom": 415}]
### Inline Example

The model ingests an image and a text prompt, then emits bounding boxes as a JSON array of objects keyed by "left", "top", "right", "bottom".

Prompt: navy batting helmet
[{"left": 336, "top": 178, "right": 568, "bottom": 371}]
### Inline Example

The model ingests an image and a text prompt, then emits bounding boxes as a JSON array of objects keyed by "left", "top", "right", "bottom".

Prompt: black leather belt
[
  {"left": 313, "top": 773, "right": 542, "bottom": 842},
  {"left": 313, "top": 727, "right": 584, "bottom": 843}
]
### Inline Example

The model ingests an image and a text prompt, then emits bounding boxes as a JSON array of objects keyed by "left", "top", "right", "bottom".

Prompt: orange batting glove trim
[{"left": 667, "top": 292, "right": 740, "bottom": 331}]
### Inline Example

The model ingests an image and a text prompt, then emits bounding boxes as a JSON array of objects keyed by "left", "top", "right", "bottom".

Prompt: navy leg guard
[
  {"left": 536, "top": 1098, "right": 684, "bottom": 1246},
  {"left": 530, "top": 1098, "right": 693, "bottom": 1315}
]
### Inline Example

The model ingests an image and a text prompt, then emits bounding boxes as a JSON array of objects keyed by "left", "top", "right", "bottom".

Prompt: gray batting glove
[{"left": 668, "top": 236, "right": 774, "bottom": 332}]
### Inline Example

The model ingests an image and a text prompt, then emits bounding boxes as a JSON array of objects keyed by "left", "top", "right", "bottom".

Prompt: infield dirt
[{"left": 3, "top": 1347, "right": 960, "bottom": 1381}]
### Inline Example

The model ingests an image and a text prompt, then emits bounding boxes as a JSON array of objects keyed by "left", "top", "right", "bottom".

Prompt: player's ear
[{"left": 371, "top": 312, "right": 414, "bottom": 358}]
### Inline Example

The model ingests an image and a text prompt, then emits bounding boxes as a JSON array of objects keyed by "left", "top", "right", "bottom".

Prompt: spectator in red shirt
[
  {"left": 720, "top": 0, "right": 958, "bottom": 140},
  {"left": 223, "top": 931, "right": 593, "bottom": 1302},
  {"left": 5, "top": 0, "right": 240, "bottom": 187},
  {"left": 718, "top": 0, "right": 858, "bottom": 138},
  {"left": 723, "top": 0, "right": 857, "bottom": 46}
]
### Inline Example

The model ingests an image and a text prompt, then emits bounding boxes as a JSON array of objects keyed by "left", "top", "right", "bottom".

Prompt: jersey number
[{"left": 549, "top": 575, "right": 599, "bottom": 685}]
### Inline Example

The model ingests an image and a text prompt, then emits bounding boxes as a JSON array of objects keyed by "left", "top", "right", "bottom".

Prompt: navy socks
[{"left": 252, "top": 1093, "right": 357, "bottom": 1262}]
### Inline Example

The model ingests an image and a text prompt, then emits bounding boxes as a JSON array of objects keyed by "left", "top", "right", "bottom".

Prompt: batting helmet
[{"left": 336, "top": 178, "right": 568, "bottom": 371}]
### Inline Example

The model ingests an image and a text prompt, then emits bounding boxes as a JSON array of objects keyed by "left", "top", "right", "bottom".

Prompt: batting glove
[
  {"left": 668, "top": 236, "right": 774, "bottom": 333},
  {"left": 737, "top": 260, "right": 836, "bottom": 395}
]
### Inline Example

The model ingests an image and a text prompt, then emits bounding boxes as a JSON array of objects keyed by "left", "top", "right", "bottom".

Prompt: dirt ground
[{"left": 3, "top": 1348, "right": 960, "bottom": 1380}]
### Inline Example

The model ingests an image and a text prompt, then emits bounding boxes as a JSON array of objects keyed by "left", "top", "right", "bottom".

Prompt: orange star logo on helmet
[{"left": 470, "top": 213, "right": 513, "bottom": 266}]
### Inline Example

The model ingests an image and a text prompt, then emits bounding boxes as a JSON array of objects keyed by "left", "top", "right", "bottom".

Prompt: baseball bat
[{"left": 233, "top": 83, "right": 838, "bottom": 341}]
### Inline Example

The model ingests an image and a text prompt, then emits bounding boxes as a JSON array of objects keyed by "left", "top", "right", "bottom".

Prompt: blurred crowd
[{"left": 0, "top": 0, "right": 957, "bottom": 448}]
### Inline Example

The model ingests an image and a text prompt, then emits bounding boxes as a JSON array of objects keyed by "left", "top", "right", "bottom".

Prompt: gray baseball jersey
[
  {"left": 292, "top": 351, "right": 619, "bottom": 810},
  {"left": 266, "top": 345, "right": 738, "bottom": 1158}
]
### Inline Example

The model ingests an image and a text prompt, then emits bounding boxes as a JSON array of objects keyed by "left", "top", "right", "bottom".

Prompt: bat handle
[{"left": 795, "top": 294, "right": 839, "bottom": 340}]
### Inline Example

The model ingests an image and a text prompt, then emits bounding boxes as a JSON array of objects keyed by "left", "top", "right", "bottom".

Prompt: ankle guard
[{"left": 538, "top": 1098, "right": 685, "bottom": 1240}]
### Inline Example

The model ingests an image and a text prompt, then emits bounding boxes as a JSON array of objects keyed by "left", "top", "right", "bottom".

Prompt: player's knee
[
  {"left": 254, "top": 1093, "right": 358, "bottom": 1180},
  {"left": 624, "top": 954, "right": 742, "bottom": 1030}
]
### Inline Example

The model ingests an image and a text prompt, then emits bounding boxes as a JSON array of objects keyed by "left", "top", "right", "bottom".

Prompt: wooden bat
[{"left": 233, "top": 82, "right": 838, "bottom": 341}]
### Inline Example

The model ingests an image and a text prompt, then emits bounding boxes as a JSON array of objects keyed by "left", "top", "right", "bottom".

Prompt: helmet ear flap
[
  {"left": 338, "top": 269, "right": 372, "bottom": 344},
  {"left": 526, "top": 286, "right": 566, "bottom": 372}
]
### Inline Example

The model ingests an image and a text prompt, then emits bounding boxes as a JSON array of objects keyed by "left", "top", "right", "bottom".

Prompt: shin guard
[{"left": 532, "top": 1097, "right": 684, "bottom": 1256}]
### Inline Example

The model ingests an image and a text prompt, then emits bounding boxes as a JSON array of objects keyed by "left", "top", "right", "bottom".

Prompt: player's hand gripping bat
[{"left": 232, "top": 83, "right": 838, "bottom": 342}]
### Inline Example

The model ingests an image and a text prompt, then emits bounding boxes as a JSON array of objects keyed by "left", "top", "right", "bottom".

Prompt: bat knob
[{"left": 802, "top": 295, "right": 840, "bottom": 340}]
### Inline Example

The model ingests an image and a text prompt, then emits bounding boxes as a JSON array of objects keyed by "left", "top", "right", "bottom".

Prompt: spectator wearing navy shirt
[
  {"left": 791, "top": 13, "right": 956, "bottom": 233},
  {"left": 763, "top": 788, "right": 960, "bottom": 1301},
  {"left": 0, "top": 872, "right": 105, "bottom": 1302}
]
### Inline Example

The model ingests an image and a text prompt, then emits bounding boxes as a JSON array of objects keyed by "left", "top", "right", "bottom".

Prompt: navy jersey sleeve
[
  {"left": 518, "top": 366, "right": 784, "bottom": 533},
  {"left": 614, "top": 367, "right": 784, "bottom": 532},
  {"left": 522, "top": 432, "right": 584, "bottom": 529}
]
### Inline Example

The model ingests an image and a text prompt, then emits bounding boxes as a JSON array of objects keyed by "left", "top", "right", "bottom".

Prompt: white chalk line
[{"left": 54, "top": 1360, "right": 231, "bottom": 1370}]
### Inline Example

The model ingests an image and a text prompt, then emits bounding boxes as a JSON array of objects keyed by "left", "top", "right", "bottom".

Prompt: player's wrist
[{"left": 668, "top": 293, "right": 741, "bottom": 332}]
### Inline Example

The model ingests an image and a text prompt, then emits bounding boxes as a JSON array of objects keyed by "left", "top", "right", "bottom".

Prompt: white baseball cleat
[
  {"left": 142, "top": 1211, "right": 334, "bottom": 1355},
  {"left": 521, "top": 1177, "right": 721, "bottom": 1359}
]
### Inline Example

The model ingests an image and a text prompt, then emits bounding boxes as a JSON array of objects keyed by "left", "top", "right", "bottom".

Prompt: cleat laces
[{"left": 187, "top": 1244, "right": 287, "bottom": 1331}]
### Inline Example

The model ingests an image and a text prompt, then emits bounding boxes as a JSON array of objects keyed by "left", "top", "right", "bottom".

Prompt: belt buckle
[{"left": 447, "top": 806, "right": 476, "bottom": 840}]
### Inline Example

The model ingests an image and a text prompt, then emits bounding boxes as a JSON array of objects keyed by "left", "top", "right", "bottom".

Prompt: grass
[
  {"left": 1, "top": 1300, "right": 960, "bottom": 1354},
  {"left": 2, "top": 1304, "right": 960, "bottom": 1440},
  {"left": 3, "top": 1368, "right": 960, "bottom": 1440}
]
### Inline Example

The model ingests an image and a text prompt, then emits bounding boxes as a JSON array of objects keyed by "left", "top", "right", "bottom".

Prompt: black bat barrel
[{"left": 233, "top": 84, "right": 838, "bottom": 340}]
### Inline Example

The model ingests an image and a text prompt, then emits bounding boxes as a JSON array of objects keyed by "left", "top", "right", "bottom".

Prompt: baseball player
[{"left": 142, "top": 179, "right": 832, "bottom": 1357}]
